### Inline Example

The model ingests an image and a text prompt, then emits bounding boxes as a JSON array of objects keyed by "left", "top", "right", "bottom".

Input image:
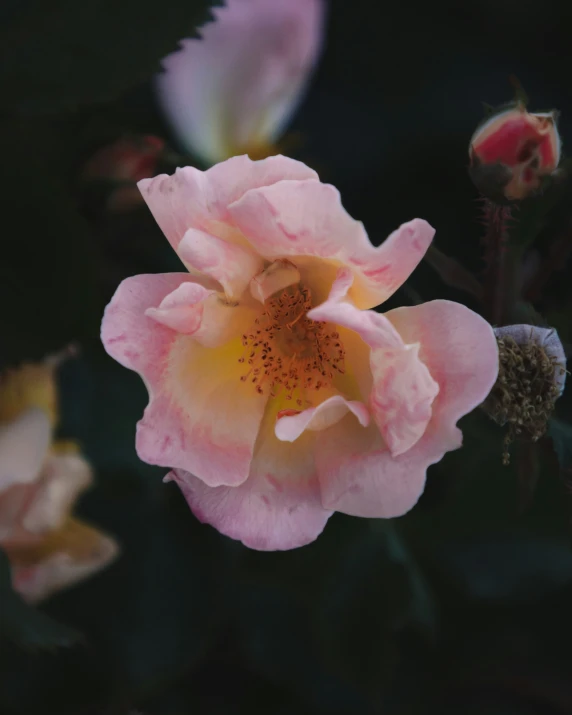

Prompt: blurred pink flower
[
  {"left": 82, "top": 135, "right": 166, "bottom": 212},
  {"left": 0, "top": 366, "right": 119, "bottom": 603},
  {"left": 156, "top": 0, "right": 325, "bottom": 165},
  {"left": 82, "top": 135, "right": 166, "bottom": 184},
  {"left": 101, "top": 155, "right": 499, "bottom": 550}
]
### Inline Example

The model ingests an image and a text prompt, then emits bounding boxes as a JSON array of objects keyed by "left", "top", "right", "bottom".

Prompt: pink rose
[
  {"left": 156, "top": 0, "right": 325, "bottom": 164},
  {"left": 101, "top": 155, "right": 499, "bottom": 550}
]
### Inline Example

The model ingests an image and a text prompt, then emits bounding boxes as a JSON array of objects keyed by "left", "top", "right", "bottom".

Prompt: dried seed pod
[{"left": 483, "top": 324, "right": 567, "bottom": 463}]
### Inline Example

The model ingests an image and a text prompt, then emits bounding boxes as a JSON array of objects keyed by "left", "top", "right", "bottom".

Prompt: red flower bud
[{"left": 469, "top": 104, "right": 561, "bottom": 202}]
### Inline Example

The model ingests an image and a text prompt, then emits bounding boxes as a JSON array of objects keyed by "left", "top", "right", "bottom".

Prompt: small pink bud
[{"left": 469, "top": 104, "right": 561, "bottom": 202}]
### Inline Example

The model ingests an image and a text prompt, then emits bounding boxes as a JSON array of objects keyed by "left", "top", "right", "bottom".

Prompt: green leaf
[
  {"left": 0, "top": 0, "right": 223, "bottom": 115},
  {"left": 0, "top": 550, "right": 82, "bottom": 652}
]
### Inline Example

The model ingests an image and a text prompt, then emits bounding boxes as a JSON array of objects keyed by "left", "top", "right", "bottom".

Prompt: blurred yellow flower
[{"left": 0, "top": 350, "right": 118, "bottom": 603}]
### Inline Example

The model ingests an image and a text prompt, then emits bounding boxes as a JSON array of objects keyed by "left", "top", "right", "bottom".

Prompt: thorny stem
[
  {"left": 481, "top": 199, "right": 520, "bottom": 325},
  {"left": 483, "top": 199, "right": 511, "bottom": 325}
]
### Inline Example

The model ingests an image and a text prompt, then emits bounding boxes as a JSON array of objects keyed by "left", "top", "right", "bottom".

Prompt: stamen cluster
[{"left": 239, "top": 284, "right": 345, "bottom": 406}]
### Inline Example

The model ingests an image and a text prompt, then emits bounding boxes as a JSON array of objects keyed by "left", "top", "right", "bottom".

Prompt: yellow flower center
[{"left": 239, "top": 284, "right": 345, "bottom": 406}]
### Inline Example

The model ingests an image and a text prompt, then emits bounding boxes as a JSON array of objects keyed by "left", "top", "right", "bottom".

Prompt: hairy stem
[{"left": 481, "top": 200, "right": 520, "bottom": 325}]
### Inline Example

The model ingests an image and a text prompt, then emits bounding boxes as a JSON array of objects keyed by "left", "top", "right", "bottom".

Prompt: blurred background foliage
[{"left": 1, "top": 0, "right": 572, "bottom": 713}]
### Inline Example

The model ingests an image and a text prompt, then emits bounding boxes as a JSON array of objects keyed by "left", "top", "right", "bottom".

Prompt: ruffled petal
[
  {"left": 0, "top": 408, "right": 51, "bottom": 492},
  {"left": 275, "top": 395, "right": 369, "bottom": 442},
  {"left": 249, "top": 258, "right": 300, "bottom": 303},
  {"left": 137, "top": 335, "right": 267, "bottom": 487},
  {"left": 310, "top": 299, "right": 439, "bottom": 455},
  {"left": 102, "top": 273, "right": 268, "bottom": 488},
  {"left": 137, "top": 155, "right": 318, "bottom": 252},
  {"left": 178, "top": 228, "right": 264, "bottom": 298},
  {"left": 316, "top": 416, "right": 430, "bottom": 518},
  {"left": 317, "top": 300, "right": 498, "bottom": 517},
  {"left": 9, "top": 517, "right": 118, "bottom": 604},
  {"left": 21, "top": 451, "right": 92, "bottom": 535},
  {"left": 369, "top": 343, "right": 439, "bottom": 456},
  {"left": 229, "top": 179, "right": 434, "bottom": 308},
  {"left": 385, "top": 301, "right": 499, "bottom": 437},
  {"left": 309, "top": 299, "right": 403, "bottom": 349},
  {"left": 171, "top": 399, "right": 332, "bottom": 550},
  {"left": 102, "top": 273, "right": 193, "bottom": 381},
  {"left": 145, "top": 280, "right": 256, "bottom": 348},
  {"left": 155, "top": 0, "right": 325, "bottom": 164},
  {"left": 145, "top": 281, "right": 214, "bottom": 335}
]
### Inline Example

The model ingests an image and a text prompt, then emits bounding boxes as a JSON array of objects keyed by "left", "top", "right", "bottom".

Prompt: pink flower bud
[{"left": 469, "top": 104, "right": 561, "bottom": 202}]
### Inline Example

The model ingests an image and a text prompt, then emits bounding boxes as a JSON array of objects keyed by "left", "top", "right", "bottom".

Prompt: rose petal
[
  {"left": 102, "top": 273, "right": 194, "bottom": 380},
  {"left": 386, "top": 301, "right": 499, "bottom": 435},
  {"left": 0, "top": 485, "right": 29, "bottom": 541},
  {"left": 178, "top": 228, "right": 264, "bottom": 298},
  {"left": 171, "top": 399, "right": 332, "bottom": 550},
  {"left": 369, "top": 343, "right": 439, "bottom": 456},
  {"left": 310, "top": 299, "right": 439, "bottom": 455},
  {"left": 145, "top": 281, "right": 214, "bottom": 334},
  {"left": 0, "top": 408, "right": 51, "bottom": 492},
  {"left": 145, "top": 280, "right": 257, "bottom": 349},
  {"left": 102, "top": 273, "right": 268, "bottom": 487},
  {"left": 0, "top": 443, "right": 90, "bottom": 546},
  {"left": 316, "top": 416, "right": 427, "bottom": 518},
  {"left": 306, "top": 268, "right": 373, "bottom": 403},
  {"left": 191, "top": 295, "right": 259, "bottom": 348},
  {"left": 275, "top": 395, "right": 370, "bottom": 442},
  {"left": 309, "top": 299, "right": 403, "bottom": 349},
  {"left": 229, "top": 179, "right": 434, "bottom": 308},
  {"left": 155, "top": 0, "right": 325, "bottom": 164},
  {"left": 137, "top": 334, "right": 267, "bottom": 487},
  {"left": 317, "top": 300, "right": 499, "bottom": 517},
  {"left": 137, "top": 155, "right": 318, "bottom": 252},
  {"left": 21, "top": 452, "right": 92, "bottom": 535},
  {"left": 249, "top": 258, "right": 301, "bottom": 303},
  {"left": 10, "top": 517, "right": 119, "bottom": 604}
]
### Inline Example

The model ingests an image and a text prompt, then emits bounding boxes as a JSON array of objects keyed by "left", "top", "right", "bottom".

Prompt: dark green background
[{"left": 1, "top": 1, "right": 572, "bottom": 713}]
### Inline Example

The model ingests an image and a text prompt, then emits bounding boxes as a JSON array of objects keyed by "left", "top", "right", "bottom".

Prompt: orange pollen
[{"left": 238, "top": 283, "right": 346, "bottom": 405}]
